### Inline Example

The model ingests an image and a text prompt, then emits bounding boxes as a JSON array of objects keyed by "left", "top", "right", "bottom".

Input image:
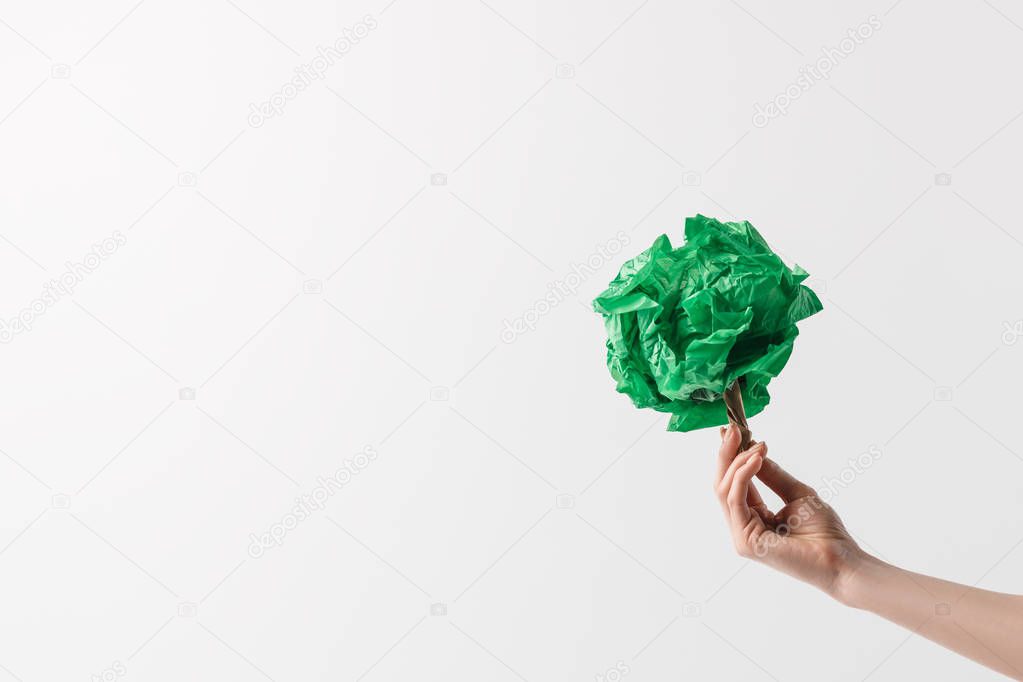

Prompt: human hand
[
  {"left": 714, "top": 425, "right": 865, "bottom": 598},
  {"left": 714, "top": 425, "right": 1023, "bottom": 677}
]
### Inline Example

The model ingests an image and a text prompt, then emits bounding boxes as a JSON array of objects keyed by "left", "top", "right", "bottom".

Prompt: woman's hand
[
  {"left": 714, "top": 424, "right": 864, "bottom": 598},
  {"left": 714, "top": 424, "right": 1023, "bottom": 679}
]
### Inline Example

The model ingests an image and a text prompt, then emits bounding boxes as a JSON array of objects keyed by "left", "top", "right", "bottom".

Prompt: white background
[{"left": 0, "top": 0, "right": 1021, "bottom": 680}]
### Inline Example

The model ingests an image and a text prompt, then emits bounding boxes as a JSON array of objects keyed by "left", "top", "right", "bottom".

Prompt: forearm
[{"left": 836, "top": 553, "right": 1023, "bottom": 679}]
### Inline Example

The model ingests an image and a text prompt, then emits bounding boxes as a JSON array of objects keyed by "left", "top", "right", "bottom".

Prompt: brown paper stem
[{"left": 723, "top": 380, "right": 753, "bottom": 452}]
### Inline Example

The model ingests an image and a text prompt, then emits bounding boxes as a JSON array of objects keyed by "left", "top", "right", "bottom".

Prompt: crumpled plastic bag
[{"left": 593, "top": 215, "right": 822, "bottom": 432}]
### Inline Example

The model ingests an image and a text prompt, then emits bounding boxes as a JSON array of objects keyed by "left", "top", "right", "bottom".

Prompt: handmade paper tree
[{"left": 593, "top": 215, "right": 822, "bottom": 450}]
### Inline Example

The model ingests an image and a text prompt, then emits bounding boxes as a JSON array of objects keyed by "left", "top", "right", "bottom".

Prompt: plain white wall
[{"left": 0, "top": 0, "right": 1021, "bottom": 680}]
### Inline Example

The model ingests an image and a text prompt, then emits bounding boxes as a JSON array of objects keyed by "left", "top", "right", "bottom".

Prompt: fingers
[
  {"left": 716, "top": 442, "right": 766, "bottom": 526},
  {"left": 715, "top": 430, "right": 770, "bottom": 557},
  {"left": 719, "top": 442, "right": 765, "bottom": 495},
  {"left": 715, "top": 425, "right": 742, "bottom": 482},
  {"left": 756, "top": 457, "right": 815, "bottom": 503},
  {"left": 726, "top": 451, "right": 765, "bottom": 546}
]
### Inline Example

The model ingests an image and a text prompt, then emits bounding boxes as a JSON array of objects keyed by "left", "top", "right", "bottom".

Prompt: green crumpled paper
[{"left": 593, "top": 215, "right": 822, "bottom": 432}]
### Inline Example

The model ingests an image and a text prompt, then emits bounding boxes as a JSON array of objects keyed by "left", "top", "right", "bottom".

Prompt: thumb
[{"left": 756, "top": 457, "right": 815, "bottom": 503}]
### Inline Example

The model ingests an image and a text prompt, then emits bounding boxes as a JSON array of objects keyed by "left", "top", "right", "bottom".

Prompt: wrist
[{"left": 829, "top": 548, "right": 889, "bottom": 608}]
